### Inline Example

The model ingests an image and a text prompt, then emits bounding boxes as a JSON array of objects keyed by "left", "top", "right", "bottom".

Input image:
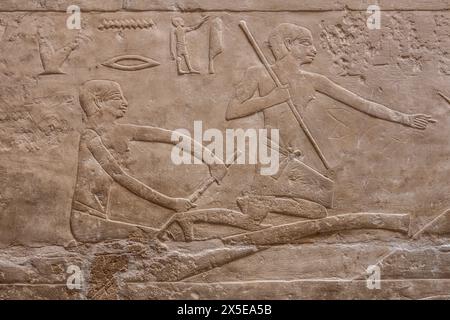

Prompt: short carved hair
[
  {"left": 268, "top": 23, "right": 313, "bottom": 60},
  {"left": 79, "top": 80, "right": 122, "bottom": 117},
  {"left": 171, "top": 17, "right": 184, "bottom": 27}
]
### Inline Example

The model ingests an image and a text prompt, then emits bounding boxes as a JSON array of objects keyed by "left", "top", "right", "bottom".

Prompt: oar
[
  {"left": 188, "top": 176, "right": 216, "bottom": 203},
  {"left": 188, "top": 150, "right": 239, "bottom": 203},
  {"left": 238, "top": 21, "right": 331, "bottom": 171}
]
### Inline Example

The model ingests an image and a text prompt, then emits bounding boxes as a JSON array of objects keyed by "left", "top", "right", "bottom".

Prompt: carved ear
[
  {"left": 93, "top": 95, "right": 103, "bottom": 112},
  {"left": 284, "top": 38, "right": 293, "bottom": 51}
]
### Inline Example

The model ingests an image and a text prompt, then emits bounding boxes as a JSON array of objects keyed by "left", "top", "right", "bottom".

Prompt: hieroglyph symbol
[
  {"left": 209, "top": 17, "right": 224, "bottom": 74},
  {"left": 102, "top": 55, "right": 160, "bottom": 71},
  {"left": 37, "top": 29, "right": 90, "bottom": 75},
  {"left": 98, "top": 18, "right": 155, "bottom": 31},
  {"left": 170, "top": 16, "right": 209, "bottom": 74}
]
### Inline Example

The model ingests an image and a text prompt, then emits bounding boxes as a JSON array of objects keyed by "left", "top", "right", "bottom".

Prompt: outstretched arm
[
  {"left": 120, "top": 124, "right": 228, "bottom": 183},
  {"left": 310, "top": 72, "right": 436, "bottom": 130},
  {"left": 86, "top": 131, "right": 195, "bottom": 212},
  {"left": 186, "top": 16, "right": 209, "bottom": 32}
]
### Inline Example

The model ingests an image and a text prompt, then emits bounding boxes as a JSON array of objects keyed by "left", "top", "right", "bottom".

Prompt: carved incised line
[{"left": 438, "top": 91, "right": 450, "bottom": 105}]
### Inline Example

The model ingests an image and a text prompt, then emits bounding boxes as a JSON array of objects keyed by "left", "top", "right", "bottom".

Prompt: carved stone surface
[{"left": 0, "top": 0, "right": 449, "bottom": 300}]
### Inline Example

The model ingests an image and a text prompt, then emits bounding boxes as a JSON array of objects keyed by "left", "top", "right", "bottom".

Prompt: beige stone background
[{"left": 0, "top": 0, "right": 449, "bottom": 299}]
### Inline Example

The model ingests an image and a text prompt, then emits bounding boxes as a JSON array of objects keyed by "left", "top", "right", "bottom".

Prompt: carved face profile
[
  {"left": 285, "top": 36, "right": 317, "bottom": 64},
  {"left": 79, "top": 80, "right": 128, "bottom": 121},
  {"left": 268, "top": 23, "right": 317, "bottom": 65}
]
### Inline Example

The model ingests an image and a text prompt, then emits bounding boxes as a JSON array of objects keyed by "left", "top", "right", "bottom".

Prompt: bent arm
[
  {"left": 86, "top": 134, "right": 178, "bottom": 211},
  {"left": 186, "top": 17, "right": 208, "bottom": 32},
  {"left": 226, "top": 68, "right": 287, "bottom": 120},
  {"left": 311, "top": 73, "right": 407, "bottom": 125}
]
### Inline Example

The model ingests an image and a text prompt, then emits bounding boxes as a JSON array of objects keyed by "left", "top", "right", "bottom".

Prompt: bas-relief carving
[
  {"left": 71, "top": 80, "right": 255, "bottom": 242},
  {"left": 66, "top": 19, "right": 441, "bottom": 283},
  {"left": 2, "top": 8, "right": 450, "bottom": 299},
  {"left": 37, "top": 25, "right": 90, "bottom": 75},
  {"left": 98, "top": 18, "right": 155, "bottom": 31},
  {"left": 101, "top": 55, "right": 160, "bottom": 71},
  {"left": 170, "top": 16, "right": 209, "bottom": 74},
  {"left": 208, "top": 17, "right": 224, "bottom": 74}
]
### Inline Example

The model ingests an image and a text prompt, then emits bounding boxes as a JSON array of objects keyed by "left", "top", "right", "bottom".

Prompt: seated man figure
[
  {"left": 72, "top": 80, "right": 226, "bottom": 242},
  {"left": 72, "top": 80, "right": 279, "bottom": 243},
  {"left": 226, "top": 23, "right": 436, "bottom": 220}
]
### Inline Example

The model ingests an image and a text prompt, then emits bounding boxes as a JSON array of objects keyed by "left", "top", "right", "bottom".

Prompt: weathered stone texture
[{"left": 0, "top": 0, "right": 449, "bottom": 299}]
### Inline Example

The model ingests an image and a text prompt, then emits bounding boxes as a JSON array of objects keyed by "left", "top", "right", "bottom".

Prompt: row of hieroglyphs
[{"left": 37, "top": 14, "right": 223, "bottom": 75}]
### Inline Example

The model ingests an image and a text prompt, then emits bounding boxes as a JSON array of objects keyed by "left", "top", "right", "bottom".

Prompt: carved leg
[
  {"left": 183, "top": 54, "right": 200, "bottom": 74},
  {"left": 173, "top": 215, "right": 195, "bottom": 242},
  {"left": 176, "top": 56, "right": 189, "bottom": 74},
  {"left": 236, "top": 196, "right": 270, "bottom": 223},
  {"left": 237, "top": 195, "right": 327, "bottom": 221},
  {"left": 158, "top": 208, "right": 268, "bottom": 242},
  {"left": 224, "top": 213, "right": 411, "bottom": 245},
  {"left": 71, "top": 210, "right": 157, "bottom": 243},
  {"left": 268, "top": 196, "right": 327, "bottom": 219},
  {"left": 208, "top": 57, "right": 215, "bottom": 74}
]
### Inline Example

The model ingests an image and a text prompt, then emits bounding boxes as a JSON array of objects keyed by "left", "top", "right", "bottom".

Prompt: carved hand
[
  {"left": 404, "top": 114, "right": 437, "bottom": 130},
  {"left": 69, "top": 34, "right": 84, "bottom": 50},
  {"left": 272, "top": 86, "right": 291, "bottom": 105},
  {"left": 172, "top": 198, "right": 197, "bottom": 212},
  {"left": 209, "top": 164, "right": 228, "bottom": 184}
]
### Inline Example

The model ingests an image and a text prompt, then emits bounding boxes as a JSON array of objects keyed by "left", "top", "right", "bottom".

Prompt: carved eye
[{"left": 102, "top": 55, "right": 160, "bottom": 71}]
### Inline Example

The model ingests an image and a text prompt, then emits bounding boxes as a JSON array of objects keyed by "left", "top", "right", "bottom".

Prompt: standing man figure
[{"left": 170, "top": 16, "right": 209, "bottom": 74}]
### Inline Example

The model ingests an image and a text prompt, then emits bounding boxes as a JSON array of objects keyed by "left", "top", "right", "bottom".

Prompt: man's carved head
[
  {"left": 268, "top": 23, "right": 317, "bottom": 64},
  {"left": 172, "top": 17, "right": 185, "bottom": 27},
  {"left": 79, "top": 80, "right": 128, "bottom": 120}
]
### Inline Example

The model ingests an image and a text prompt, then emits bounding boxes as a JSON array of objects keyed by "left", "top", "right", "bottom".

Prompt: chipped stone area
[
  {"left": 1, "top": 1, "right": 450, "bottom": 299},
  {"left": 320, "top": 10, "right": 450, "bottom": 80},
  {"left": 0, "top": 236, "right": 449, "bottom": 299}
]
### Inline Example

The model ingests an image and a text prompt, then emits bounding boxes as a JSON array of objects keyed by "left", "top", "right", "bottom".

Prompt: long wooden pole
[{"left": 239, "top": 21, "right": 331, "bottom": 170}]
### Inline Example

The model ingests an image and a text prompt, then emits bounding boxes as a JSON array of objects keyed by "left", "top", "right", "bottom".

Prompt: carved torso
[{"left": 251, "top": 65, "right": 317, "bottom": 157}]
